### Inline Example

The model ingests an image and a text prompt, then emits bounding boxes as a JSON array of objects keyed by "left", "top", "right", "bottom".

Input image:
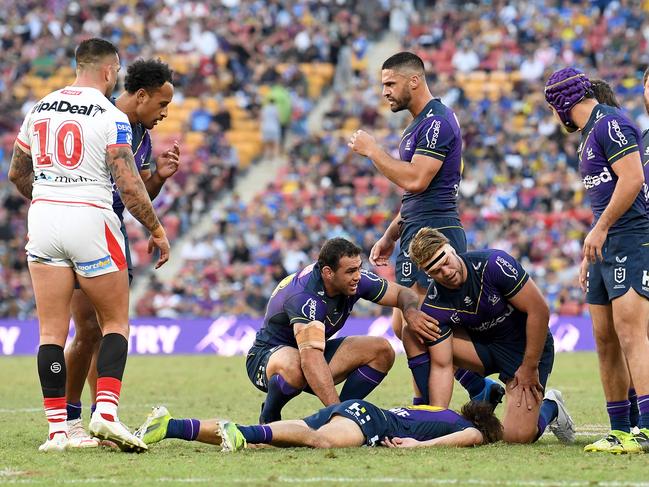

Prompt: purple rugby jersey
[
  {"left": 398, "top": 98, "right": 462, "bottom": 221},
  {"left": 253, "top": 263, "right": 388, "bottom": 348},
  {"left": 421, "top": 249, "right": 530, "bottom": 341},
  {"left": 577, "top": 103, "right": 649, "bottom": 234},
  {"left": 111, "top": 122, "right": 152, "bottom": 220}
]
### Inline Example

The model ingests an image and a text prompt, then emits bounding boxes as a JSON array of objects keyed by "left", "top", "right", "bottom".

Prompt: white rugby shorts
[{"left": 26, "top": 201, "right": 126, "bottom": 278}]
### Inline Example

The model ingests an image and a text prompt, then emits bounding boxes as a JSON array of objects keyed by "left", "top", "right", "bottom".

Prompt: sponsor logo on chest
[{"left": 582, "top": 167, "right": 612, "bottom": 190}]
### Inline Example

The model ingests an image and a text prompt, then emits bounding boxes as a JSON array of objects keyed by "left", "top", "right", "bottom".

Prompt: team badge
[
  {"left": 402, "top": 262, "right": 412, "bottom": 277},
  {"left": 614, "top": 267, "right": 626, "bottom": 284}
]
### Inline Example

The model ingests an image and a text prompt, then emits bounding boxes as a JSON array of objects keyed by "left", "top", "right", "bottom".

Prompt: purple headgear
[{"left": 544, "top": 67, "right": 592, "bottom": 132}]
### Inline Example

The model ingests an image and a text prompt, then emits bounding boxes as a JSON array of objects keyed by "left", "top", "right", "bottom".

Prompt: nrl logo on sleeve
[
  {"left": 401, "top": 262, "right": 412, "bottom": 277},
  {"left": 450, "top": 312, "right": 460, "bottom": 324}
]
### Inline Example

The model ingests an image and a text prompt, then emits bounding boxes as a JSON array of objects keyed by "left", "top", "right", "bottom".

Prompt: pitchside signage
[{"left": 0, "top": 315, "right": 595, "bottom": 356}]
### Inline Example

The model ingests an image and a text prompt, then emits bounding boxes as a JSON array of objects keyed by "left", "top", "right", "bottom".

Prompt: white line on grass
[
  {"left": 2, "top": 477, "right": 649, "bottom": 486},
  {"left": 0, "top": 469, "right": 27, "bottom": 478}
]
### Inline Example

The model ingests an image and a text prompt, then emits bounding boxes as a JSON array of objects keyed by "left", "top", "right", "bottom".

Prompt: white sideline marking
[
  {"left": 0, "top": 468, "right": 27, "bottom": 478},
  {"left": 1, "top": 478, "right": 648, "bottom": 486}
]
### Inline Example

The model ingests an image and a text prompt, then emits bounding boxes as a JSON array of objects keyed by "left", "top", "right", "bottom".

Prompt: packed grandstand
[{"left": 1, "top": 0, "right": 649, "bottom": 319}]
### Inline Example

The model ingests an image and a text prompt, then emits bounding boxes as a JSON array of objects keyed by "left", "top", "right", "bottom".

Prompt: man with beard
[
  {"left": 246, "top": 238, "right": 440, "bottom": 424},
  {"left": 348, "top": 51, "right": 502, "bottom": 408},
  {"left": 545, "top": 67, "right": 649, "bottom": 453},
  {"left": 63, "top": 58, "right": 180, "bottom": 448}
]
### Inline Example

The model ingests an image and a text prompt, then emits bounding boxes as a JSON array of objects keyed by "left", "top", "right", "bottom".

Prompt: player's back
[
  {"left": 17, "top": 86, "right": 131, "bottom": 209},
  {"left": 386, "top": 405, "right": 473, "bottom": 440}
]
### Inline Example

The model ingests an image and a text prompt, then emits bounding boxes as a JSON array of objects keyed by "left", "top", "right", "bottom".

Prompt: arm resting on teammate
[
  {"left": 507, "top": 279, "right": 550, "bottom": 407},
  {"left": 377, "top": 281, "right": 441, "bottom": 342},
  {"left": 382, "top": 427, "right": 483, "bottom": 448},
  {"left": 8, "top": 143, "right": 34, "bottom": 200},
  {"left": 583, "top": 151, "right": 644, "bottom": 262},
  {"left": 294, "top": 321, "right": 340, "bottom": 407}
]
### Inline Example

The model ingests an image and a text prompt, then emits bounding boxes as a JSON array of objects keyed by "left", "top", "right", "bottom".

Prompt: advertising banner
[{"left": 0, "top": 314, "right": 594, "bottom": 356}]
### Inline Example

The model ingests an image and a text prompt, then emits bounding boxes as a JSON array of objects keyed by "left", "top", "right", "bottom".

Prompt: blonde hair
[{"left": 408, "top": 227, "right": 450, "bottom": 268}]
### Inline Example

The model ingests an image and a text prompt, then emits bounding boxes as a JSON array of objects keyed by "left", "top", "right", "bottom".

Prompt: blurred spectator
[
  {"left": 260, "top": 98, "right": 281, "bottom": 159},
  {"left": 5, "top": 1, "right": 649, "bottom": 320}
]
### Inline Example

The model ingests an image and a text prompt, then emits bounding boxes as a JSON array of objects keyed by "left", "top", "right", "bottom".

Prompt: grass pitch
[{"left": 1, "top": 352, "right": 648, "bottom": 486}]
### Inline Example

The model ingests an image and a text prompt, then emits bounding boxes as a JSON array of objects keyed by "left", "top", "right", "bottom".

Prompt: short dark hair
[
  {"left": 643, "top": 66, "right": 649, "bottom": 87},
  {"left": 317, "top": 238, "right": 362, "bottom": 271},
  {"left": 382, "top": 51, "right": 425, "bottom": 74},
  {"left": 124, "top": 59, "right": 174, "bottom": 94},
  {"left": 75, "top": 38, "right": 118, "bottom": 66},
  {"left": 460, "top": 401, "right": 504, "bottom": 444},
  {"left": 590, "top": 79, "right": 620, "bottom": 108}
]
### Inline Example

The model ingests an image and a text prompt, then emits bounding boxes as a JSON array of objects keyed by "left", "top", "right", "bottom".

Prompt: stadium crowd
[
  {"left": 0, "top": 0, "right": 388, "bottom": 318},
  {"left": 2, "top": 0, "right": 649, "bottom": 319}
]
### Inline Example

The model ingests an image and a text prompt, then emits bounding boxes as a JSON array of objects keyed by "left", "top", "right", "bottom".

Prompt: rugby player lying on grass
[{"left": 134, "top": 399, "right": 503, "bottom": 451}]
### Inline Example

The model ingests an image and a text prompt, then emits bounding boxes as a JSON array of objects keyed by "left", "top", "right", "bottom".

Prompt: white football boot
[
  {"left": 89, "top": 412, "right": 147, "bottom": 453},
  {"left": 67, "top": 418, "right": 100, "bottom": 448},
  {"left": 38, "top": 431, "right": 69, "bottom": 452}
]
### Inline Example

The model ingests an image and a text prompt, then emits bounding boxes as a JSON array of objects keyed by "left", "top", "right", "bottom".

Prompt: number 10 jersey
[{"left": 16, "top": 86, "right": 133, "bottom": 210}]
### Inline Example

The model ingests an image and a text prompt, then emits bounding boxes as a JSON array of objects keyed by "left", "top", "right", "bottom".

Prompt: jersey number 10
[{"left": 33, "top": 119, "right": 84, "bottom": 169}]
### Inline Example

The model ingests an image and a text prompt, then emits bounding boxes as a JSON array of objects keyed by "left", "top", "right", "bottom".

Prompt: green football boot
[
  {"left": 584, "top": 430, "right": 636, "bottom": 454},
  {"left": 217, "top": 421, "right": 247, "bottom": 452},
  {"left": 134, "top": 406, "right": 172, "bottom": 445}
]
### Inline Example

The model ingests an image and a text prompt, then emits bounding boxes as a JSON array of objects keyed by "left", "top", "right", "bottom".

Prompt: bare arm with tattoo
[
  {"left": 106, "top": 145, "right": 170, "bottom": 268},
  {"left": 8, "top": 143, "right": 34, "bottom": 200}
]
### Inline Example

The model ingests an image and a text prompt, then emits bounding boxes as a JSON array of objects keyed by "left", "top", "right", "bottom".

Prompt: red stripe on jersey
[
  {"left": 104, "top": 223, "right": 126, "bottom": 271},
  {"left": 106, "top": 143, "right": 132, "bottom": 149},
  {"left": 31, "top": 198, "right": 111, "bottom": 210},
  {"left": 15, "top": 138, "right": 30, "bottom": 152}
]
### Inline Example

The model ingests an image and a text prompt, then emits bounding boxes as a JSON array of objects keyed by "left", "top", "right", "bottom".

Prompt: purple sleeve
[
  {"left": 141, "top": 131, "right": 153, "bottom": 171},
  {"left": 357, "top": 269, "right": 388, "bottom": 303},
  {"left": 595, "top": 116, "right": 640, "bottom": 164},
  {"left": 486, "top": 250, "right": 529, "bottom": 298},
  {"left": 414, "top": 116, "right": 455, "bottom": 161},
  {"left": 285, "top": 294, "right": 327, "bottom": 325}
]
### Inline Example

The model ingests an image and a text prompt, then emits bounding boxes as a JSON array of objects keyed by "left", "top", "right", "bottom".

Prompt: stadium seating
[{"left": 2, "top": 1, "right": 648, "bottom": 319}]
